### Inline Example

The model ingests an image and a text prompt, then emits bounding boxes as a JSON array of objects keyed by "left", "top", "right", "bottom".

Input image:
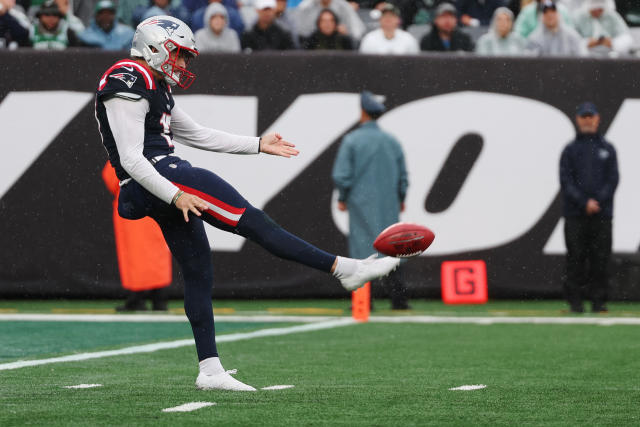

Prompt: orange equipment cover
[
  {"left": 102, "top": 162, "right": 172, "bottom": 291},
  {"left": 351, "top": 282, "right": 371, "bottom": 322}
]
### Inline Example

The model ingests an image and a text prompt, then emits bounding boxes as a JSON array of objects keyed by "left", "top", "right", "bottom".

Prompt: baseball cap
[
  {"left": 36, "top": 0, "right": 63, "bottom": 17},
  {"left": 434, "top": 2, "right": 457, "bottom": 17},
  {"left": 540, "top": 0, "right": 557, "bottom": 12},
  {"left": 588, "top": 0, "right": 607, "bottom": 10},
  {"left": 576, "top": 102, "right": 598, "bottom": 116},
  {"left": 361, "top": 91, "right": 386, "bottom": 116},
  {"left": 95, "top": 0, "right": 116, "bottom": 13},
  {"left": 255, "top": 0, "right": 276, "bottom": 10},
  {"left": 380, "top": 3, "right": 400, "bottom": 16}
]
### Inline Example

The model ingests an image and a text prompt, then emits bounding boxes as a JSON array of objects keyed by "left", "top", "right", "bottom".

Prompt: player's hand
[
  {"left": 337, "top": 201, "right": 347, "bottom": 211},
  {"left": 259, "top": 132, "right": 299, "bottom": 158},
  {"left": 588, "top": 38, "right": 600, "bottom": 48},
  {"left": 174, "top": 191, "right": 209, "bottom": 222},
  {"left": 585, "top": 198, "right": 601, "bottom": 216}
]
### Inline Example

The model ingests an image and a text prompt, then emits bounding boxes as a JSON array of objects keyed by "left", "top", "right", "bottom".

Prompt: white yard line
[
  {"left": 162, "top": 402, "right": 216, "bottom": 413},
  {"left": 0, "top": 318, "right": 354, "bottom": 371},
  {"left": 0, "top": 313, "right": 336, "bottom": 323}
]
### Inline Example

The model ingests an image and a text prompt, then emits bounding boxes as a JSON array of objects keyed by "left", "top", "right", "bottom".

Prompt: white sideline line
[
  {"left": 0, "top": 314, "right": 337, "bottom": 323},
  {"left": 0, "top": 313, "right": 638, "bottom": 326},
  {"left": 368, "top": 316, "right": 640, "bottom": 325},
  {"left": 0, "top": 318, "right": 354, "bottom": 371}
]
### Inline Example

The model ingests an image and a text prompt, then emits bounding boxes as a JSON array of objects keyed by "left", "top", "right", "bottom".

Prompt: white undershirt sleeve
[
  {"left": 104, "top": 96, "right": 179, "bottom": 205},
  {"left": 170, "top": 105, "right": 260, "bottom": 154}
]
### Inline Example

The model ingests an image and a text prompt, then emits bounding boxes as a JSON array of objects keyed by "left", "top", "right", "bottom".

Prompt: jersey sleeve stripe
[{"left": 98, "top": 60, "right": 156, "bottom": 91}]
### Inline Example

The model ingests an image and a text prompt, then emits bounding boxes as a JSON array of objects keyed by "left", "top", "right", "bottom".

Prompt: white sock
[
  {"left": 332, "top": 256, "right": 358, "bottom": 279},
  {"left": 199, "top": 357, "right": 224, "bottom": 375}
]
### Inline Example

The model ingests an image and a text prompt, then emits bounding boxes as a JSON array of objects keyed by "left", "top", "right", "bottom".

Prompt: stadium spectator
[
  {"left": 241, "top": 0, "right": 295, "bottom": 51},
  {"left": 134, "top": 0, "right": 191, "bottom": 28},
  {"left": 79, "top": 0, "right": 134, "bottom": 50},
  {"left": 560, "top": 102, "right": 618, "bottom": 314},
  {"left": 71, "top": 0, "right": 100, "bottom": 27},
  {"left": 303, "top": 8, "right": 354, "bottom": 50},
  {"left": 332, "top": 91, "right": 410, "bottom": 310},
  {"left": 458, "top": 0, "right": 509, "bottom": 27},
  {"left": 413, "top": 0, "right": 445, "bottom": 25},
  {"left": 182, "top": 0, "right": 240, "bottom": 13},
  {"left": 475, "top": 6, "right": 526, "bottom": 55},
  {"left": 194, "top": 3, "right": 241, "bottom": 52},
  {"left": 102, "top": 162, "right": 172, "bottom": 312},
  {"left": 420, "top": 2, "right": 473, "bottom": 52},
  {"left": 21, "top": 0, "right": 85, "bottom": 31},
  {"left": 294, "top": 0, "right": 366, "bottom": 41},
  {"left": 191, "top": 0, "right": 244, "bottom": 36},
  {"left": 559, "top": 0, "right": 615, "bottom": 14},
  {"left": 526, "top": 0, "right": 585, "bottom": 56},
  {"left": 0, "top": 0, "right": 30, "bottom": 48},
  {"left": 513, "top": 0, "right": 572, "bottom": 38},
  {"left": 54, "top": 0, "right": 84, "bottom": 33},
  {"left": 274, "top": 0, "right": 300, "bottom": 48},
  {"left": 116, "top": 0, "right": 147, "bottom": 26},
  {"left": 28, "top": 0, "right": 81, "bottom": 49},
  {"left": 573, "top": 0, "right": 632, "bottom": 56},
  {"left": 359, "top": 3, "right": 419, "bottom": 55},
  {"left": 351, "top": 0, "right": 420, "bottom": 30}
]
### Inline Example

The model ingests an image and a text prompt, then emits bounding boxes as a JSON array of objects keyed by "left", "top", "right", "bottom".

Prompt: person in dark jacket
[
  {"left": 458, "top": 0, "right": 509, "bottom": 27},
  {"left": 241, "top": 0, "right": 294, "bottom": 51},
  {"left": 420, "top": 2, "right": 473, "bottom": 52},
  {"left": 0, "top": 0, "right": 29, "bottom": 48},
  {"left": 303, "top": 8, "right": 353, "bottom": 50},
  {"left": 559, "top": 102, "right": 619, "bottom": 314}
]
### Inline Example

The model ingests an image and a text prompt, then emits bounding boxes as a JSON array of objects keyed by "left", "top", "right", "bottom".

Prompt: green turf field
[{"left": 1, "top": 300, "right": 639, "bottom": 426}]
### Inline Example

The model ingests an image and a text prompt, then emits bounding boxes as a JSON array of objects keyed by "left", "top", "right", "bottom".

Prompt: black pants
[
  {"left": 564, "top": 217, "right": 612, "bottom": 312},
  {"left": 373, "top": 267, "right": 409, "bottom": 309}
]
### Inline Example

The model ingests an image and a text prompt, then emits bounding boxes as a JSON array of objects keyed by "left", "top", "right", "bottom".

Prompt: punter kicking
[{"left": 95, "top": 15, "right": 400, "bottom": 391}]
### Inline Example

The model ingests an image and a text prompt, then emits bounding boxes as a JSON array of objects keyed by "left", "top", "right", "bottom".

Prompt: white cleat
[
  {"left": 195, "top": 370, "right": 256, "bottom": 391},
  {"left": 339, "top": 255, "right": 401, "bottom": 291}
]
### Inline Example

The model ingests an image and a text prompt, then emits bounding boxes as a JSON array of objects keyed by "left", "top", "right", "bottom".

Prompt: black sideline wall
[{"left": 1, "top": 51, "right": 640, "bottom": 299}]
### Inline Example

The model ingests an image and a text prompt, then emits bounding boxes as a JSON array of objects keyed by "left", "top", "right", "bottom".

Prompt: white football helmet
[{"left": 131, "top": 15, "right": 199, "bottom": 89}]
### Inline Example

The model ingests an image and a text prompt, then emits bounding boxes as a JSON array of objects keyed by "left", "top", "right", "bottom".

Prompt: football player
[{"left": 95, "top": 15, "right": 400, "bottom": 391}]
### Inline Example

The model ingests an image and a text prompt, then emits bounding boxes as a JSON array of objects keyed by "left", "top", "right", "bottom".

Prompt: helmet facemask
[{"left": 160, "top": 40, "right": 198, "bottom": 89}]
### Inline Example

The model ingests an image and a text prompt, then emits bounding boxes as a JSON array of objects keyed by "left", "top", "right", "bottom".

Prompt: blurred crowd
[{"left": 1, "top": 0, "right": 639, "bottom": 57}]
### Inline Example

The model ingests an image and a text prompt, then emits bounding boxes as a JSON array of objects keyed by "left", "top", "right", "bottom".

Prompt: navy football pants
[{"left": 118, "top": 157, "right": 336, "bottom": 360}]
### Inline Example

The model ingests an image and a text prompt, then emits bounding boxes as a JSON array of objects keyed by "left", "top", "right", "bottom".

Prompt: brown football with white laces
[{"left": 373, "top": 223, "right": 435, "bottom": 258}]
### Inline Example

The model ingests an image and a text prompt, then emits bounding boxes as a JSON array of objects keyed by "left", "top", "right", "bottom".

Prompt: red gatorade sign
[{"left": 441, "top": 260, "right": 488, "bottom": 304}]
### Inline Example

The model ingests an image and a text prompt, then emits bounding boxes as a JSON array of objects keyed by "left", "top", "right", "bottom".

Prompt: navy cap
[
  {"left": 361, "top": 91, "right": 386, "bottom": 115},
  {"left": 576, "top": 102, "right": 598, "bottom": 116}
]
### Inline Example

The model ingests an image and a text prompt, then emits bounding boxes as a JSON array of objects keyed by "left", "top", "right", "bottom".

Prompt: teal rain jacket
[{"left": 332, "top": 121, "right": 408, "bottom": 259}]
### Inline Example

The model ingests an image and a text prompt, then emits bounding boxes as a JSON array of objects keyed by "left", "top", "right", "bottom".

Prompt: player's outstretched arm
[{"left": 259, "top": 133, "right": 299, "bottom": 158}]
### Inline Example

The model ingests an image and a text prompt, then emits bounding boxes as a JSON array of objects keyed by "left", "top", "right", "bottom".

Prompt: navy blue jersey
[{"left": 95, "top": 59, "right": 175, "bottom": 180}]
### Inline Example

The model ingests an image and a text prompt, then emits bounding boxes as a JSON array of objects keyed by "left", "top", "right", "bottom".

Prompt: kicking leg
[{"left": 165, "top": 161, "right": 400, "bottom": 289}]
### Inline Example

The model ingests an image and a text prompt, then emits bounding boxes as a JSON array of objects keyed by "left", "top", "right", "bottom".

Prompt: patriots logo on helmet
[
  {"left": 109, "top": 72, "right": 138, "bottom": 89},
  {"left": 142, "top": 19, "right": 181, "bottom": 36}
]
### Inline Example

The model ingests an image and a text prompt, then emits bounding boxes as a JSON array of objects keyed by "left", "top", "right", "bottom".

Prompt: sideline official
[
  {"left": 332, "top": 91, "right": 410, "bottom": 310},
  {"left": 560, "top": 102, "right": 619, "bottom": 313}
]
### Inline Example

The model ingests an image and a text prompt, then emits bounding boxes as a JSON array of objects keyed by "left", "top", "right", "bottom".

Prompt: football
[{"left": 373, "top": 223, "right": 435, "bottom": 258}]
